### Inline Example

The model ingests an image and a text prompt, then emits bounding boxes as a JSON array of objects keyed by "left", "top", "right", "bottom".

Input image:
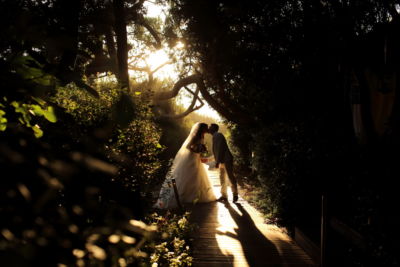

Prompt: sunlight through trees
[{"left": 1, "top": 0, "right": 400, "bottom": 265}]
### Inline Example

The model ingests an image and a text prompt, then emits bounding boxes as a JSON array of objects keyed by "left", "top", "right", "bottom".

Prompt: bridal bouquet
[
  {"left": 200, "top": 145, "right": 210, "bottom": 158},
  {"left": 190, "top": 143, "right": 207, "bottom": 154},
  {"left": 200, "top": 143, "right": 211, "bottom": 163}
]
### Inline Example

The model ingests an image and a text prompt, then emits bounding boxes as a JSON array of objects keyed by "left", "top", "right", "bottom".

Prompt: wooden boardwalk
[{"left": 189, "top": 167, "right": 317, "bottom": 267}]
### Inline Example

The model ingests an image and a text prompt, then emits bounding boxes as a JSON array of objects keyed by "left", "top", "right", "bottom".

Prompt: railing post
[
  {"left": 321, "top": 194, "right": 327, "bottom": 267},
  {"left": 171, "top": 178, "right": 183, "bottom": 211}
]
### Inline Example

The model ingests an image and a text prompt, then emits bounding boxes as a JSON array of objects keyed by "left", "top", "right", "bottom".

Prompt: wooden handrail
[
  {"left": 320, "top": 194, "right": 367, "bottom": 266},
  {"left": 330, "top": 216, "right": 366, "bottom": 251},
  {"left": 295, "top": 195, "right": 368, "bottom": 267}
]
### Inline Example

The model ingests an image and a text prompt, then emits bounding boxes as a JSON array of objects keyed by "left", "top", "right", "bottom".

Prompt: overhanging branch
[
  {"left": 136, "top": 15, "right": 162, "bottom": 49},
  {"left": 184, "top": 86, "right": 204, "bottom": 106},
  {"left": 154, "top": 74, "right": 201, "bottom": 100},
  {"left": 128, "top": 65, "right": 150, "bottom": 72},
  {"left": 159, "top": 85, "right": 203, "bottom": 119},
  {"left": 151, "top": 60, "right": 172, "bottom": 74},
  {"left": 154, "top": 74, "right": 253, "bottom": 123}
]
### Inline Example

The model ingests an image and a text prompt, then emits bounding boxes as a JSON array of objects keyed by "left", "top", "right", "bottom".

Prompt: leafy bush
[
  {"left": 0, "top": 118, "right": 159, "bottom": 266},
  {"left": 142, "top": 212, "right": 194, "bottom": 267},
  {"left": 228, "top": 123, "right": 252, "bottom": 177},
  {"left": 0, "top": 61, "right": 177, "bottom": 265},
  {"left": 52, "top": 83, "right": 164, "bottom": 195},
  {"left": 0, "top": 54, "right": 59, "bottom": 138},
  {"left": 231, "top": 122, "right": 316, "bottom": 229}
]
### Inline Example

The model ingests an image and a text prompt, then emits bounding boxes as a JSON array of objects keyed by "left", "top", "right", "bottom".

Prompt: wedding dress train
[{"left": 154, "top": 123, "right": 216, "bottom": 209}]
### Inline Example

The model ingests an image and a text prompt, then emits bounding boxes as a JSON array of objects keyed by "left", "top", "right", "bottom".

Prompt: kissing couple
[{"left": 154, "top": 122, "right": 238, "bottom": 209}]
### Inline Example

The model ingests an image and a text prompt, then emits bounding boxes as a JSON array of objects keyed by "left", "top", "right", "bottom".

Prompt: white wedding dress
[{"left": 154, "top": 123, "right": 216, "bottom": 209}]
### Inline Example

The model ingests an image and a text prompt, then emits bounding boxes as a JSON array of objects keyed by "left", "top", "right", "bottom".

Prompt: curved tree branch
[
  {"left": 128, "top": 60, "right": 171, "bottom": 74},
  {"left": 128, "top": 65, "right": 151, "bottom": 72},
  {"left": 128, "top": 60, "right": 171, "bottom": 83},
  {"left": 154, "top": 73, "right": 253, "bottom": 123},
  {"left": 128, "top": 52, "right": 146, "bottom": 64},
  {"left": 125, "top": 1, "right": 161, "bottom": 49},
  {"left": 159, "top": 86, "right": 203, "bottom": 119},
  {"left": 154, "top": 74, "right": 201, "bottom": 100},
  {"left": 135, "top": 14, "right": 162, "bottom": 49},
  {"left": 151, "top": 60, "right": 172, "bottom": 74},
  {"left": 184, "top": 86, "right": 204, "bottom": 106}
]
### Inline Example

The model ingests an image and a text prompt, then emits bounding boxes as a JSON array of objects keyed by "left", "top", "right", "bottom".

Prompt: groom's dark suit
[{"left": 212, "top": 132, "right": 238, "bottom": 198}]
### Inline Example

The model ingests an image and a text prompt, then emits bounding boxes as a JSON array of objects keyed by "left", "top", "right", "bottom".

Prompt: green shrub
[
  {"left": 142, "top": 212, "right": 194, "bottom": 266},
  {"left": 0, "top": 76, "right": 176, "bottom": 266},
  {"left": 0, "top": 54, "right": 58, "bottom": 138},
  {"left": 52, "top": 83, "right": 164, "bottom": 194},
  {"left": 243, "top": 122, "right": 315, "bottom": 227}
]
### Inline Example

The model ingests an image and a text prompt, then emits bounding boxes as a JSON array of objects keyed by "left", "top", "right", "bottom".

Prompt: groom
[{"left": 208, "top": 123, "right": 238, "bottom": 203}]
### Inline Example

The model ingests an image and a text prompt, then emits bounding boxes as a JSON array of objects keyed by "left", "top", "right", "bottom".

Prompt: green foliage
[
  {"left": 0, "top": 53, "right": 58, "bottom": 137},
  {"left": 166, "top": 1, "right": 400, "bottom": 263},
  {"left": 53, "top": 82, "right": 117, "bottom": 126},
  {"left": 156, "top": 116, "right": 189, "bottom": 160},
  {"left": 228, "top": 123, "right": 251, "bottom": 171},
  {"left": 151, "top": 95, "right": 190, "bottom": 160},
  {"left": 2, "top": 0, "right": 399, "bottom": 265},
  {"left": 110, "top": 117, "right": 164, "bottom": 192},
  {"left": 0, "top": 117, "right": 161, "bottom": 266},
  {"left": 0, "top": 97, "right": 57, "bottom": 138},
  {"left": 0, "top": 77, "right": 184, "bottom": 266},
  {"left": 10, "top": 54, "right": 55, "bottom": 89},
  {"left": 0, "top": 104, "right": 7, "bottom": 131},
  {"left": 52, "top": 82, "right": 164, "bottom": 193},
  {"left": 0, "top": 2, "right": 196, "bottom": 266},
  {"left": 143, "top": 212, "right": 194, "bottom": 266},
  {"left": 230, "top": 122, "right": 315, "bottom": 227},
  {"left": 11, "top": 100, "right": 57, "bottom": 137}
]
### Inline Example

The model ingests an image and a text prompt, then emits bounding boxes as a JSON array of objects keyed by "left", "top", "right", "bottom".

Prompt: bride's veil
[
  {"left": 167, "top": 122, "right": 202, "bottom": 176},
  {"left": 179, "top": 122, "right": 201, "bottom": 153}
]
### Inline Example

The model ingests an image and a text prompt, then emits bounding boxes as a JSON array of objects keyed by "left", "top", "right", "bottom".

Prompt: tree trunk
[
  {"left": 113, "top": 0, "right": 130, "bottom": 91},
  {"left": 105, "top": 26, "right": 117, "bottom": 63},
  {"left": 58, "top": 0, "right": 81, "bottom": 73}
]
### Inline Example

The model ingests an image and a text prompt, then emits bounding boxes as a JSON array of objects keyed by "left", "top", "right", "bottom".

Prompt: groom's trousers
[{"left": 219, "top": 161, "right": 238, "bottom": 198}]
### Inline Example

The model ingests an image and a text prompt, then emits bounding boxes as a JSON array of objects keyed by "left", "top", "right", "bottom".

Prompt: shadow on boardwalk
[
  {"left": 190, "top": 200, "right": 316, "bottom": 267},
  {"left": 221, "top": 202, "right": 283, "bottom": 266},
  {"left": 189, "top": 168, "right": 316, "bottom": 267},
  {"left": 190, "top": 202, "right": 235, "bottom": 267},
  {"left": 190, "top": 170, "right": 317, "bottom": 267}
]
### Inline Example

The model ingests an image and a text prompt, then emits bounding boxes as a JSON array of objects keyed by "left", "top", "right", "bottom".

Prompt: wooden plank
[{"left": 189, "top": 166, "right": 318, "bottom": 267}]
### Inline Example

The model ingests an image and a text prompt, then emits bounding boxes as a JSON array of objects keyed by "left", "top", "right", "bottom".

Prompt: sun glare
[
  {"left": 146, "top": 50, "right": 170, "bottom": 70},
  {"left": 134, "top": 1, "right": 221, "bottom": 120},
  {"left": 175, "top": 41, "right": 185, "bottom": 49}
]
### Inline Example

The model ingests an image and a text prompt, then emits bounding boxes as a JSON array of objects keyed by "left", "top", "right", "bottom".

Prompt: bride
[{"left": 154, "top": 122, "right": 216, "bottom": 209}]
